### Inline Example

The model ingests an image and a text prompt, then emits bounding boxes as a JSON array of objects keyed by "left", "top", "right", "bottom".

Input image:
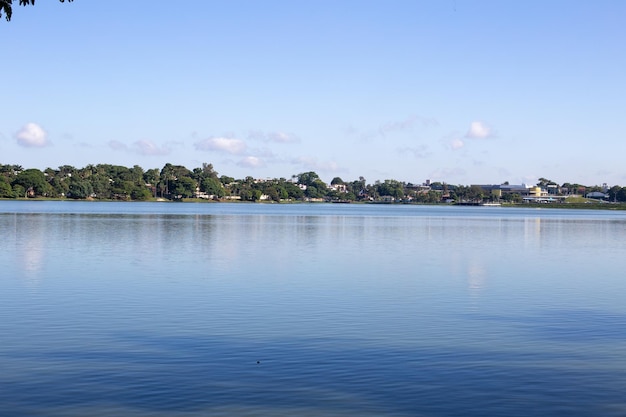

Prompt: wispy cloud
[
  {"left": 248, "top": 130, "right": 300, "bottom": 144},
  {"left": 465, "top": 121, "right": 494, "bottom": 139},
  {"left": 379, "top": 114, "right": 438, "bottom": 134},
  {"left": 238, "top": 156, "right": 265, "bottom": 168},
  {"left": 440, "top": 132, "right": 465, "bottom": 151},
  {"left": 397, "top": 144, "right": 431, "bottom": 158},
  {"left": 441, "top": 137, "right": 466, "bottom": 151},
  {"left": 108, "top": 140, "right": 127, "bottom": 151},
  {"left": 194, "top": 137, "right": 247, "bottom": 154},
  {"left": 108, "top": 139, "right": 171, "bottom": 156},
  {"left": 15, "top": 123, "right": 50, "bottom": 148},
  {"left": 132, "top": 139, "right": 171, "bottom": 156},
  {"left": 351, "top": 114, "right": 438, "bottom": 142},
  {"left": 450, "top": 138, "right": 464, "bottom": 149},
  {"left": 269, "top": 131, "right": 299, "bottom": 143}
]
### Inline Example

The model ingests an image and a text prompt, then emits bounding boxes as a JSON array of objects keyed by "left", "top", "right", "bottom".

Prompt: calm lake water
[{"left": 1, "top": 201, "right": 626, "bottom": 416}]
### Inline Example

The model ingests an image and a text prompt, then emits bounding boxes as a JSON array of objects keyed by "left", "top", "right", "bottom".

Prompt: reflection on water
[
  {"left": 1, "top": 202, "right": 626, "bottom": 416},
  {"left": 19, "top": 220, "right": 46, "bottom": 285},
  {"left": 467, "top": 260, "right": 487, "bottom": 305},
  {"left": 524, "top": 217, "right": 542, "bottom": 248}
]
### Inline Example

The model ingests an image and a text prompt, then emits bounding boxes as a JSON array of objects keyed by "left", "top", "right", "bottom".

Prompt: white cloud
[
  {"left": 450, "top": 138, "right": 464, "bottom": 150},
  {"left": 133, "top": 139, "right": 171, "bottom": 156},
  {"left": 194, "top": 137, "right": 247, "bottom": 154},
  {"left": 248, "top": 130, "right": 300, "bottom": 144},
  {"left": 108, "top": 140, "right": 128, "bottom": 151},
  {"left": 268, "top": 131, "right": 299, "bottom": 143},
  {"left": 465, "top": 121, "right": 493, "bottom": 139},
  {"left": 238, "top": 156, "right": 265, "bottom": 168},
  {"left": 15, "top": 123, "right": 49, "bottom": 148},
  {"left": 439, "top": 133, "right": 465, "bottom": 151},
  {"left": 108, "top": 139, "right": 170, "bottom": 155}
]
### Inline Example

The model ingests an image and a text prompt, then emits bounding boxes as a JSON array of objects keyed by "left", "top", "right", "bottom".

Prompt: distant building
[
  {"left": 329, "top": 183, "right": 348, "bottom": 193},
  {"left": 546, "top": 184, "right": 559, "bottom": 195},
  {"left": 474, "top": 184, "right": 555, "bottom": 201},
  {"left": 474, "top": 184, "right": 533, "bottom": 197},
  {"left": 586, "top": 191, "right": 608, "bottom": 200}
]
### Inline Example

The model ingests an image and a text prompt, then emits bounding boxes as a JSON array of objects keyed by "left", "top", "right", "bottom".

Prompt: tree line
[{"left": 1, "top": 163, "right": 626, "bottom": 203}]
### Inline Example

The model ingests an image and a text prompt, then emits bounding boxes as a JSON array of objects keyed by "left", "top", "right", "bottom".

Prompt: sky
[{"left": 1, "top": 1, "right": 625, "bottom": 186}]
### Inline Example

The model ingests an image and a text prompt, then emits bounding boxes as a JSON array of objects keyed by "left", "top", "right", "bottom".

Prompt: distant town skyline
[{"left": 2, "top": 1, "right": 625, "bottom": 186}]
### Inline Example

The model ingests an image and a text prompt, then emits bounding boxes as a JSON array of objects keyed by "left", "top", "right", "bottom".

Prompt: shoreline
[{"left": 2, "top": 198, "right": 625, "bottom": 211}]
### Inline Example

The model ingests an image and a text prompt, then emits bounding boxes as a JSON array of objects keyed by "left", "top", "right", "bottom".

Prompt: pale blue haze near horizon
[{"left": 1, "top": 1, "right": 625, "bottom": 186}]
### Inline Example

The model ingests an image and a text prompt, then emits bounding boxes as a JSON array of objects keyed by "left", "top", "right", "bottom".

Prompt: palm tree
[{"left": 2, "top": 0, "right": 73, "bottom": 22}]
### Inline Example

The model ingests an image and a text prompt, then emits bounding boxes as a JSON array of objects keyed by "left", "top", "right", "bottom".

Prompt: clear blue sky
[{"left": 2, "top": 1, "right": 625, "bottom": 186}]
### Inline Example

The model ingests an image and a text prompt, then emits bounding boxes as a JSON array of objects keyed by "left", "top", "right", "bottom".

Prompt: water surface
[{"left": 1, "top": 201, "right": 626, "bottom": 416}]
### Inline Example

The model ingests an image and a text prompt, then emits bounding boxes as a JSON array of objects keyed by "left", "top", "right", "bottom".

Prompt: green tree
[
  {"left": 250, "top": 189, "right": 262, "bottom": 201},
  {"left": 0, "top": 176, "right": 15, "bottom": 198},
  {"left": 348, "top": 177, "right": 366, "bottom": 199},
  {"left": 2, "top": 0, "right": 73, "bottom": 21},
  {"left": 172, "top": 176, "right": 197, "bottom": 199},
  {"left": 297, "top": 172, "right": 328, "bottom": 199},
  {"left": 159, "top": 163, "right": 192, "bottom": 199},
  {"left": 13, "top": 168, "right": 48, "bottom": 197},
  {"left": 267, "top": 186, "right": 280, "bottom": 202},
  {"left": 0, "top": 164, "right": 22, "bottom": 179},
  {"left": 58, "top": 165, "right": 77, "bottom": 178},
  {"left": 502, "top": 193, "right": 522, "bottom": 203},
  {"left": 220, "top": 175, "right": 235, "bottom": 185},
  {"left": 376, "top": 179, "right": 404, "bottom": 200},
  {"left": 129, "top": 165, "right": 144, "bottom": 184},
  {"left": 143, "top": 168, "right": 160, "bottom": 185},
  {"left": 304, "top": 184, "right": 323, "bottom": 198},
  {"left": 282, "top": 181, "right": 303, "bottom": 200},
  {"left": 111, "top": 180, "right": 134, "bottom": 200},
  {"left": 297, "top": 171, "right": 320, "bottom": 186},
  {"left": 450, "top": 185, "right": 468, "bottom": 202},
  {"left": 537, "top": 177, "right": 554, "bottom": 188},
  {"left": 131, "top": 187, "right": 152, "bottom": 201},
  {"left": 608, "top": 185, "right": 622, "bottom": 202},
  {"left": 89, "top": 168, "right": 114, "bottom": 199},
  {"left": 12, "top": 184, "right": 25, "bottom": 198},
  {"left": 143, "top": 168, "right": 160, "bottom": 198},
  {"left": 238, "top": 189, "right": 251, "bottom": 201},
  {"left": 201, "top": 162, "right": 218, "bottom": 179},
  {"left": 468, "top": 185, "right": 485, "bottom": 202},
  {"left": 67, "top": 178, "right": 93, "bottom": 199},
  {"left": 200, "top": 177, "right": 224, "bottom": 197}
]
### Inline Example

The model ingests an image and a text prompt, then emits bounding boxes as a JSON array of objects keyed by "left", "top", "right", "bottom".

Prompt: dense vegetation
[{"left": 1, "top": 163, "right": 626, "bottom": 205}]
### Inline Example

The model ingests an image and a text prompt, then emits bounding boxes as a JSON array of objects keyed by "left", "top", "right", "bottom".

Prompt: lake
[{"left": 1, "top": 201, "right": 626, "bottom": 416}]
